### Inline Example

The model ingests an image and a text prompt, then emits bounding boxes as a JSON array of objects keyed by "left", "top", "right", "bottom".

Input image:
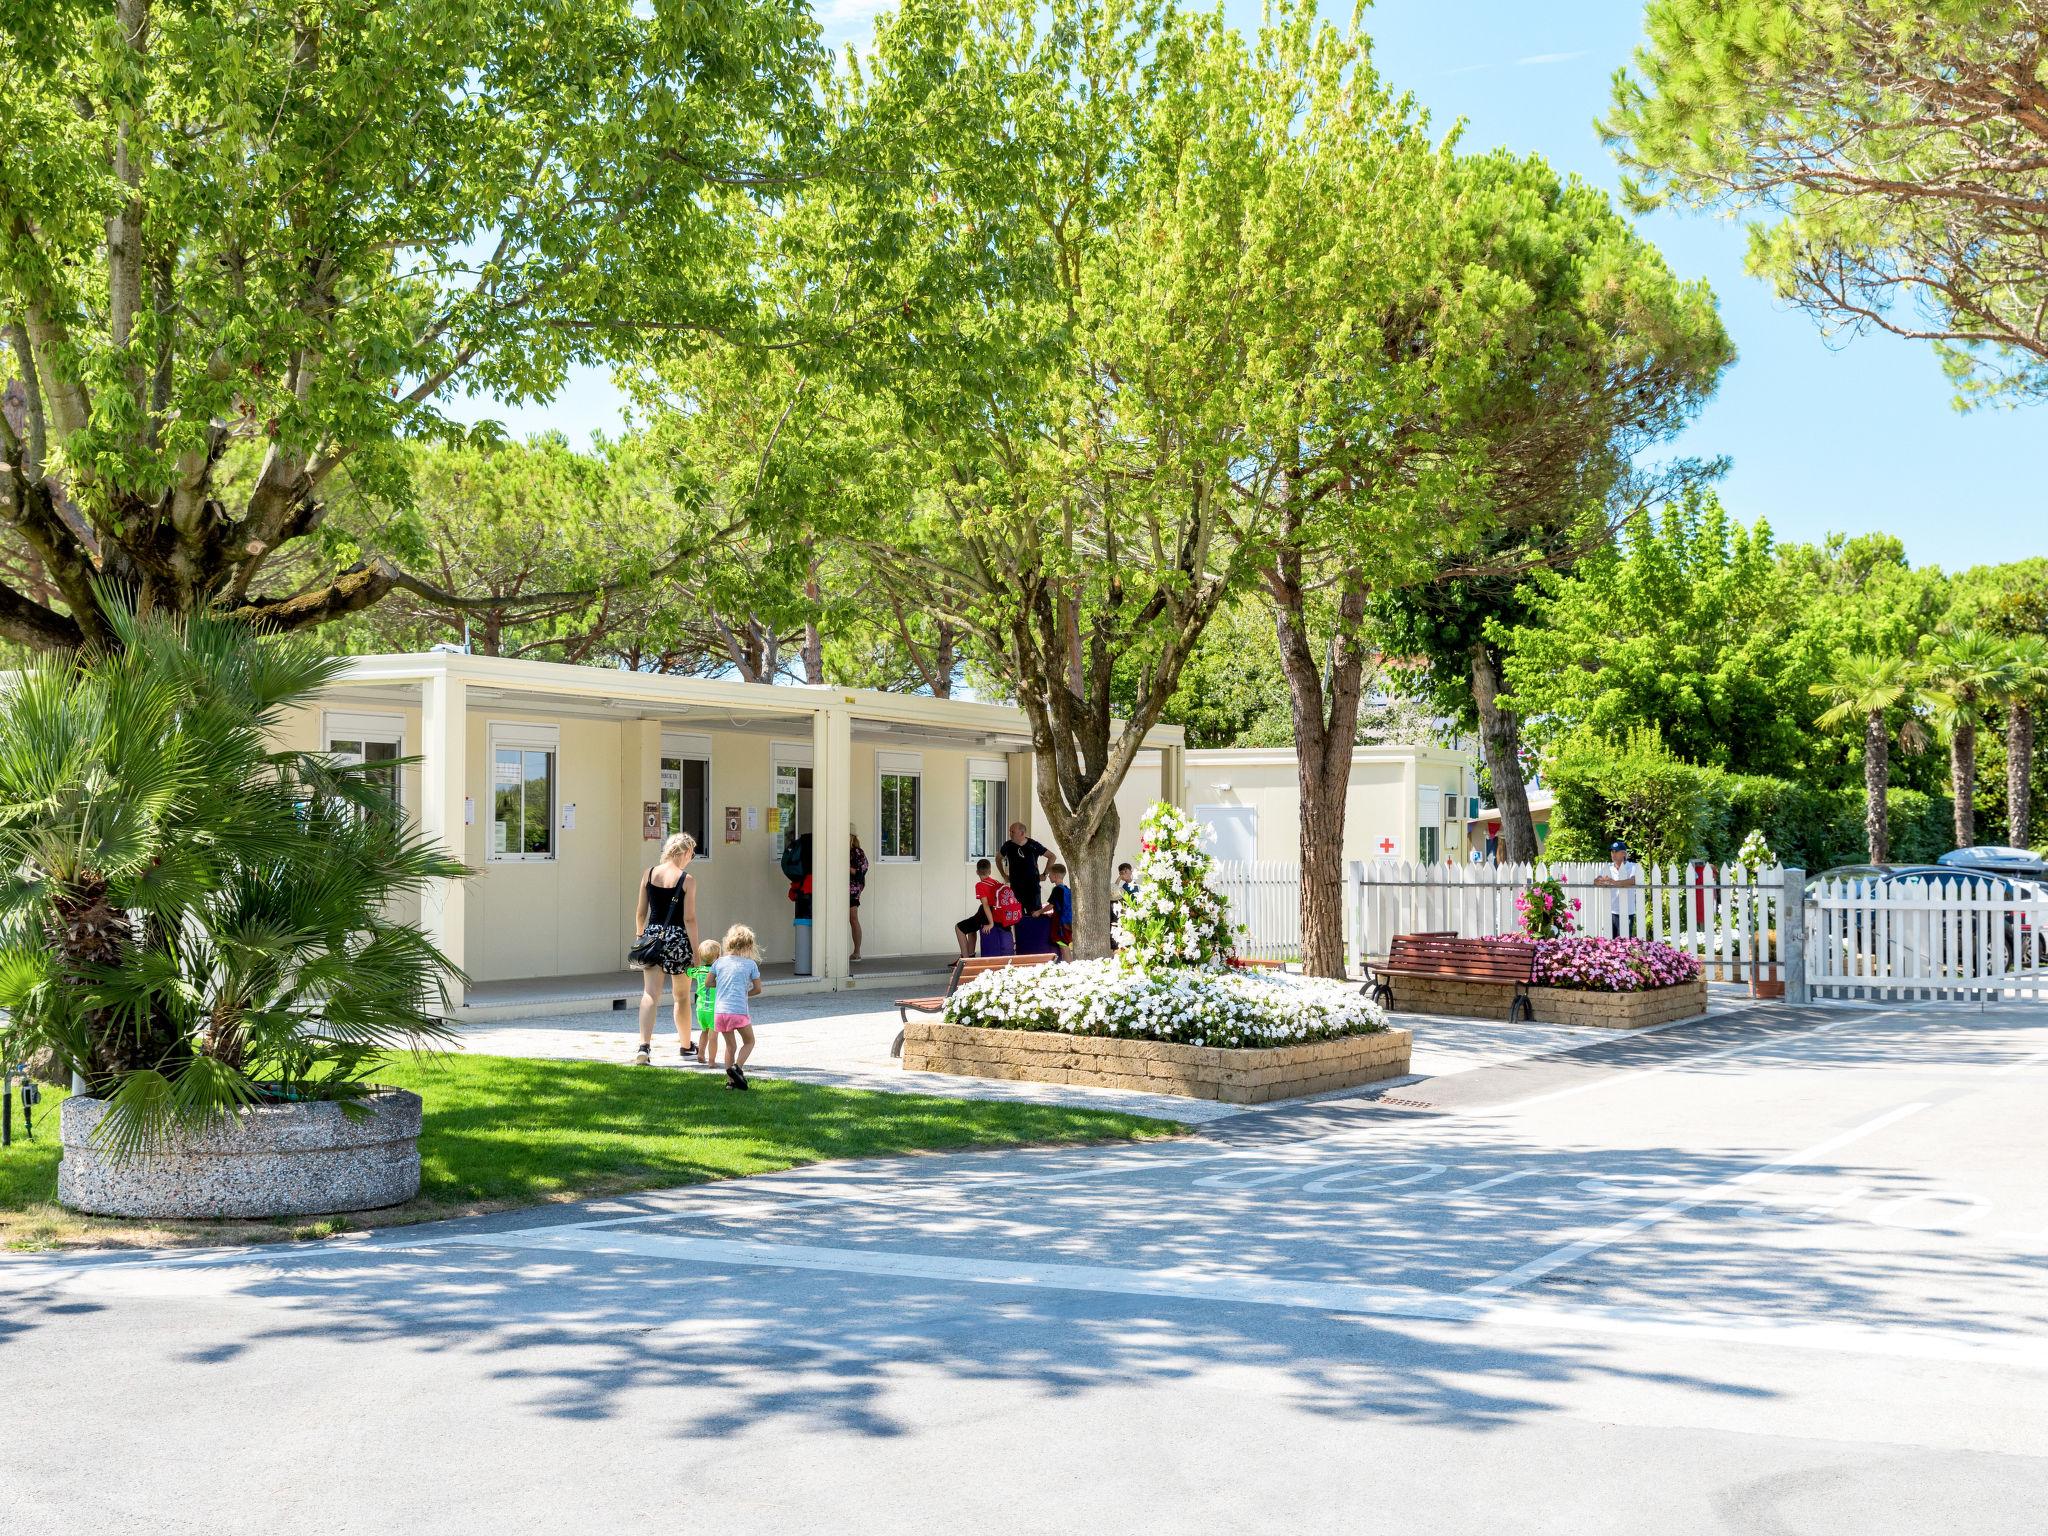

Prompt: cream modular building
[{"left": 287, "top": 651, "right": 1473, "bottom": 1011}]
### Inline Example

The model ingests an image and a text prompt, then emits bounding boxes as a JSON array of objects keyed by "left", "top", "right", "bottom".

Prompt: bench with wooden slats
[
  {"left": 1364, "top": 933, "right": 1536, "bottom": 1022},
  {"left": 891, "top": 952, "right": 1057, "bottom": 1057}
]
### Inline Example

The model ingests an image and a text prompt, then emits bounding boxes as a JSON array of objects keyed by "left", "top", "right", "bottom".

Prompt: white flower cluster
[
  {"left": 1113, "top": 800, "right": 1240, "bottom": 968},
  {"left": 946, "top": 956, "right": 1387, "bottom": 1050}
]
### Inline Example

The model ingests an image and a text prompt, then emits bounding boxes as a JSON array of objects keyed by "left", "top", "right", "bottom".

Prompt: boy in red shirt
[{"left": 955, "top": 858, "right": 1001, "bottom": 957}]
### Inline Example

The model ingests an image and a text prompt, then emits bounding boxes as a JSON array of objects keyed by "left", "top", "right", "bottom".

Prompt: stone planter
[
  {"left": 901, "top": 1022, "right": 1411, "bottom": 1104},
  {"left": 59, "top": 1090, "right": 423, "bottom": 1220},
  {"left": 1383, "top": 974, "right": 1707, "bottom": 1030}
]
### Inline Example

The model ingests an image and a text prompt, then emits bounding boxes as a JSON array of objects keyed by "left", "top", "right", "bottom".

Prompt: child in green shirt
[{"left": 688, "top": 939, "right": 721, "bottom": 1067}]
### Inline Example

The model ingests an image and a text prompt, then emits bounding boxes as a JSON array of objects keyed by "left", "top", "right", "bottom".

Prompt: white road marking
[
  {"left": 1462, "top": 1101, "right": 1933, "bottom": 1298},
  {"left": 1299, "top": 1162, "right": 1445, "bottom": 1194}
]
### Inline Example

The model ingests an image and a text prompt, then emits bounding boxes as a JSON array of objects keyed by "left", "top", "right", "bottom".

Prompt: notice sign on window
[
  {"left": 724, "top": 805, "right": 742, "bottom": 844},
  {"left": 493, "top": 821, "right": 509, "bottom": 855}
]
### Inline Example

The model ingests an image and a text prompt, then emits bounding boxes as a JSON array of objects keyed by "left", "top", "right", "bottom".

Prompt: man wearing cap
[{"left": 1593, "top": 841, "right": 1643, "bottom": 937}]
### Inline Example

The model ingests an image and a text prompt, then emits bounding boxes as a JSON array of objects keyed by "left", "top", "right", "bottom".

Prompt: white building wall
[{"left": 1110, "top": 746, "right": 1477, "bottom": 869}]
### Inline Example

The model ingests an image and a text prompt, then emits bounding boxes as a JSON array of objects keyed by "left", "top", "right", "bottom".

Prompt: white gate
[
  {"left": 1804, "top": 875, "right": 2048, "bottom": 1000},
  {"left": 1349, "top": 860, "right": 1794, "bottom": 985},
  {"left": 1208, "top": 860, "right": 1302, "bottom": 963}
]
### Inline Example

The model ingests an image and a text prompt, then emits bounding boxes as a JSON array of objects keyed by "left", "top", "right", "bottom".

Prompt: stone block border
[
  {"left": 901, "top": 1022, "right": 1412, "bottom": 1104},
  {"left": 1383, "top": 974, "right": 1707, "bottom": 1029}
]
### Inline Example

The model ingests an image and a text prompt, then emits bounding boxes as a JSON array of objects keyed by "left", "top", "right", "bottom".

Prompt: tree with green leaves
[
  {"left": 0, "top": 0, "right": 821, "bottom": 650},
  {"left": 1918, "top": 627, "right": 2017, "bottom": 846},
  {"left": 319, "top": 437, "right": 684, "bottom": 662},
  {"left": 1606, "top": 1, "right": 2048, "bottom": 406},
  {"left": 1994, "top": 634, "right": 2048, "bottom": 846},
  {"left": 826, "top": 0, "right": 1361, "bottom": 957},
  {"left": 1811, "top": 653, "right": 1922, "bottom": 862},
  {"left": 1504, "top": 493, "right": 1832, "bottom": 783},
  {"left": 1268, "top": 145, "right": 1728, "bottom": 968}
]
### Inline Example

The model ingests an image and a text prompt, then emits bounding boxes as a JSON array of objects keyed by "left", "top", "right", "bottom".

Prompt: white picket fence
[
  {"left": 1215, "top": 857, "right": 2048, "bottom": 1003},
  {"left": 1348, "top": 860, "right": 1794, "bottom": 984},
  {"left": 1208, "top": 861, "right": 1303, "bottom": 963},
  {"left": 1805, "top": 875, "right": 2048, "bottom": 1000}
]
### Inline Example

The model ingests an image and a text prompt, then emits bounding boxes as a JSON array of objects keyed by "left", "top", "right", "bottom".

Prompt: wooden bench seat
[
  {"left": 891, "top": 952, "right": 1057, "bottom": 1058},
  {"left": 1365, "top": 933, "right": 1536, "bottom": 1022}
]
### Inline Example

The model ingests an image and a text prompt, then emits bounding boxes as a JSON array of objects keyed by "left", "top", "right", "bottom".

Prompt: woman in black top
[{"left": 634, "top": 832, "right": 700, "bottom": 1065}]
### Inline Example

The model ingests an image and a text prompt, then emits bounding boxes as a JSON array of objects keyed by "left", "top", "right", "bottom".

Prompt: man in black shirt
[{"left": 999, "top": 821, "right": 1050, "bottom": 914}]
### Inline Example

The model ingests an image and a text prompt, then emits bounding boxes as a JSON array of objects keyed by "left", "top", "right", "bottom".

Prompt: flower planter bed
[
  {"left": 1385, "top": 973, "right": 1706, "bottom": 1029},
  {"left": 901, "top": 1020, "right": 1413, "bottom": 1104},
  {"left": 59, "top": 1090, "right": 423, "bottom": 1220}
]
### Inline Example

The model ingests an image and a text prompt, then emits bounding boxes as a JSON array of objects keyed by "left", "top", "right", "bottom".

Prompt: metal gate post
[{"left": 1781, "top": 867, "right": 1809, "bottom": 1004}]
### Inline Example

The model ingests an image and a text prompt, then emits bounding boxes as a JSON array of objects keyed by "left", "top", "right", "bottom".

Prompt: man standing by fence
[{"left": 1594, "top": 841, "right": 1643, "bottom": 937}]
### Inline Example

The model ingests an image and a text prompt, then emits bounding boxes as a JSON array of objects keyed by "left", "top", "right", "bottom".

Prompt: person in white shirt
[{"left": 1593, "top": 841, "right": 1643, "bottom": 937}]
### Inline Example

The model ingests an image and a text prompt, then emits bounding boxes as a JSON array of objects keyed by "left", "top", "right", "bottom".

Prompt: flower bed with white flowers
[
  {"left": 900, "top": 802, "right": 1410, "bottom": 1102},
  {"left": 944, "top": 957, "right": 1388, "bottom": 1049}
]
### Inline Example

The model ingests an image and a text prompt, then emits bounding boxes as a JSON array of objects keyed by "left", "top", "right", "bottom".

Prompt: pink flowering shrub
[
  {"left": 1513, "top": 877, "right": 1580, "bottom": 940},
  {"left": 1518, "top": 936, "right": 1700, "bottom": 992}
]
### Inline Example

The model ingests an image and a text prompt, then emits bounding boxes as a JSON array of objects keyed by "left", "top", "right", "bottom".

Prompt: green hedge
[{"left": 1544, "top": 729, "right": 1952, "bottom": 871}]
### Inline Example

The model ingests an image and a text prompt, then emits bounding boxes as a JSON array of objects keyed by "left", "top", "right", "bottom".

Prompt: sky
[{"left": 448, "top": 0, "right": 2042, "bottom": 575}]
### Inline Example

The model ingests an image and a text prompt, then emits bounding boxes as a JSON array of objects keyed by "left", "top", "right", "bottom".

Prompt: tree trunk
[
  {"left": 1864, "top": 708, "right": 1891, "bottom": 864},
  {"left": 2008, "top": 703, "right": 2034, "bottom": 848},
  {"left": 1471, "top": 643, "right": 1538, "bottom": 863},
  {"left": 1267, "top": 568, "right": 1368, "bottom": 978},
  {"left": 1951, "top": 720, "right": 1977, "bottom": 847},
  {"left": 802, "top": 565, "right": 826, "bottom": 684},
  {"left": 1035, "top": 771, "right": 1121, "bottom": 961}
]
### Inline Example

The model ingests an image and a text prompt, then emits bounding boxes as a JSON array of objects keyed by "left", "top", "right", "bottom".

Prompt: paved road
[{"left": 4, "top": 1001, "right": 2045, "bottom": 1535}]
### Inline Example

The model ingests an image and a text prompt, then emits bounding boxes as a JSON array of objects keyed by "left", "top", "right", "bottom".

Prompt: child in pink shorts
[{"left": 709, "top": 923, "right": 763, "bottom": 1090}]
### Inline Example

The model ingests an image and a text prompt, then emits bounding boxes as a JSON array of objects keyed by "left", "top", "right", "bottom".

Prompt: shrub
[
  {"left": 0, "top": 611, "right": 462, "bottom": 1154},
  {"left": 1545, "top": 728, "right": 1953, "bottom": 870},
  {"left": 946, "top": 957, "right": 1385, "bottom": 1048},
  {"left": 1114, "top": 801, "right": 1239, "bottom": 967}
]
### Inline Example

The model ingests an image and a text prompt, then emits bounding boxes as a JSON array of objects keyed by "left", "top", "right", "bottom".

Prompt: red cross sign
[{"left": 1378, "top": 837, "right": 1396, "bottom": 854}]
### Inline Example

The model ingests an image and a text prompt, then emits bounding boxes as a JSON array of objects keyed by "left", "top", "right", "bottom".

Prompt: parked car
[{"left": 1936, "top": 845, "right": 2048, "bottom": 880}]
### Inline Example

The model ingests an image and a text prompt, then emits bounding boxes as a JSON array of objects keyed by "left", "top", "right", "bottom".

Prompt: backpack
[
  {"left": 779, "top": 835, "right": 808, "bottom": 882},
  {"left": 991, "top": 885, "right": 1024, "bottom": 927}
]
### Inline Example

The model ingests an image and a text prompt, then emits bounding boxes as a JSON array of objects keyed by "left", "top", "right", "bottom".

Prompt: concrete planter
[
  {"left": 59, "top": 1090, "right": 423, "bottom": 1220},
  {"left": 1383, "top": 973, "right": 1706, "bottom": 1029},
  {"left": 901, "top": 1022, "right": 1412, "bottom": 1104}
]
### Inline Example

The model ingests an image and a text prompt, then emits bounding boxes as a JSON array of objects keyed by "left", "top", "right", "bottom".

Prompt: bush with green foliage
[
  {"left": 1545, "top": 727, "right": 1954, "bottom": 870},
  {"left": 0, "top": 612, "right": 463, "bottom": 1155}
]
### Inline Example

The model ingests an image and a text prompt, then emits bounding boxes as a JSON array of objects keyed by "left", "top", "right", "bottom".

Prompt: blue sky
[{"left": 450, "top": 0, "right": 2039, "bottom": 574}]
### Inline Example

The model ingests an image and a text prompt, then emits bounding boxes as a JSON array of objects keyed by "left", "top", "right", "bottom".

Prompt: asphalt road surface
[{"left": 4, "top": 1000, "right": 2045, "bottom": 1535}]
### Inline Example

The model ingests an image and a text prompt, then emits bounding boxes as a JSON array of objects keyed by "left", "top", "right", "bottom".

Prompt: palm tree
[
  {"left": 1917, "top": 628, "right": 2017, "bottom": 849},
  {"left": 0, "top": 609, "right": 464, "bottom": 1153},
  {"left": 1996, "top": 635, "right": 2048, "bottom": 849},
  {"left": 1812, "top": 654, "right": 1918, "bottom": 863}
]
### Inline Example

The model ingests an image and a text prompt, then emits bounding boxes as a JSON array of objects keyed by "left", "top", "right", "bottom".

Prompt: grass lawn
[{"left": 0, "top": 1055, "right": 1178, "bottom": 1251}]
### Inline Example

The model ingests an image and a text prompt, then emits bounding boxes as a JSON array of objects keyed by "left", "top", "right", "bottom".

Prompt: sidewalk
[{"left": 450, "top": 983, "right": 1764, "bottom": 1125}]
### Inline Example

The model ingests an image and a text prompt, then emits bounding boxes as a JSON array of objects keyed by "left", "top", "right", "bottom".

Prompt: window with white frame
[
  {"left": 660, "top": 732, "right": 712, "bottom": 858},
  {"left": 966, "top": 757, "right": 1008, "bottom": 861},
  {"left": 324, "top": 711, "right": 404, "bottom": 814},
  {"left": 490, "top": 723, "right": 558, "bottom": 861},
  {"left": 877, "top": 751, "right": 922, "bottom": 861}
]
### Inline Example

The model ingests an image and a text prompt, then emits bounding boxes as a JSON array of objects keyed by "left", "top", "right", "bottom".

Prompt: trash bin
[
  {"left": 980, "top": 924, "right": 1016, "bottom": 958},
  {"left": 793, "top": 917, "right": 813, "bottom": 976}
]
